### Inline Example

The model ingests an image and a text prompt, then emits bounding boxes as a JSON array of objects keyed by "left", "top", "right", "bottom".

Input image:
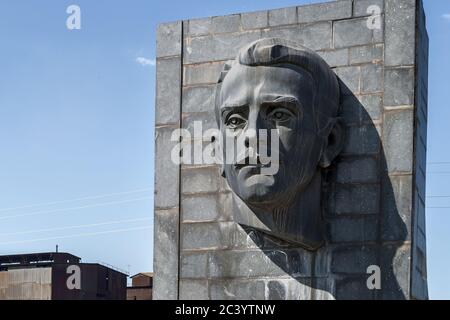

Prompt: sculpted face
[
  {"left": 215, "top": 38, "right": 343, "bottom": 249},
  {"left": 218, "top": 64, "right": 324, "bottom": 210}
]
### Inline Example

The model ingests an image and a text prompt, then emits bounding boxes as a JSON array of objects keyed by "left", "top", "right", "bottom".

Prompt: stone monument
[{"left": 153, "top": 0, "right": 429, "bottom": 300}]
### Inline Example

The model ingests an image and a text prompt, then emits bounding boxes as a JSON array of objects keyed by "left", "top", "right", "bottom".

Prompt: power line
[
  {"left": 0, "top": 226, "right": 152, "bottom": 246},
  {"left": 0, "top": 187, "right": 152, "bottom": 213},
  {"left": 0, "top": 217, "right": 152, "bottom": 237},
  {"left": 0, "top": 196, "right": 152, "bottom": 221}
]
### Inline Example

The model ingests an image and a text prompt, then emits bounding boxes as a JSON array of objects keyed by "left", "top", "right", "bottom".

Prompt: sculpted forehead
[{"left": 219, "top": 64, "right": 314, "bottom": 108}]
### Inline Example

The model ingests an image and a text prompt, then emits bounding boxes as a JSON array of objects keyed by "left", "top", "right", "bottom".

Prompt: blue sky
[{"left": 0, "top": 0, "right": 448, "bottom": 299}]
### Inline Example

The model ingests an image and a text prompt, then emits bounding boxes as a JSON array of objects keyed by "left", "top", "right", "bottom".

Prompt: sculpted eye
[
  {"left": 267, "top": 108, "right": 294, "bottom": 122},
  {"left": 225, "top": 114, "right": 246, "bottom": 129}
]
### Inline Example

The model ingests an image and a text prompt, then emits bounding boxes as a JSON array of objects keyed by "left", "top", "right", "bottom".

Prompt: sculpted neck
[{"left": 233, "top": 170, "right": 325, "bottom": 250}]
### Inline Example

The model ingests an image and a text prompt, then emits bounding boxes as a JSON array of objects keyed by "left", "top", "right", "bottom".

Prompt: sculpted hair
[{"left": 215, "top": 37, "right": 340, "bottom": 134}]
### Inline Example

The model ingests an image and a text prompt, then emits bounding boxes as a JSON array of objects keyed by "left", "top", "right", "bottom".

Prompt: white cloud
[
  {"left": 136, "top": 57, "right": 156, "bottom": 67},
  {"left": 443, "top": 14, "right": 450, "bottom": 21}
]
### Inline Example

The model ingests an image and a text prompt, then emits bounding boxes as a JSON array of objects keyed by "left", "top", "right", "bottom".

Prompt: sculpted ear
[{"left": 319, "top": 118, "right": 345, "bottom": 169}]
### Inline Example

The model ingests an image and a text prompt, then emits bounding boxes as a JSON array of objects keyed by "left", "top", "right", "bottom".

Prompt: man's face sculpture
[{"left": 215, "top": 38, "right": 344, "bottom": 249}]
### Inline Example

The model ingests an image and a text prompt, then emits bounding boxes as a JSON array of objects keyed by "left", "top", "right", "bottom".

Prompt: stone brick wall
[{"left": 153, "top": 0, "right": 428, "bottom": 300}]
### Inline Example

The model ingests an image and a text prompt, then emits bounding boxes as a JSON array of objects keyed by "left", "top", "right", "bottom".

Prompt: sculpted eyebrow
[{"left": 220, "top": 104, "right": 248, "bottom": 116}]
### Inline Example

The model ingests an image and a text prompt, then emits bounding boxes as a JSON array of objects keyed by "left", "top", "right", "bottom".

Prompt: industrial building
[
  {"left": 0, "top": 252, "right": 127, "bottom": 300},
  {"left": 127, "top": 272, "right": 153, "bottom": 300}
]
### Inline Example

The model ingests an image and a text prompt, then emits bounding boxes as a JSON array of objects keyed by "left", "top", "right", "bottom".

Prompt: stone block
[
  {"left": 181, "top": 166, "right": 220, "bottom": 194},
  {"left": 331, "top": 184, "right": 380, "bottom": 215},
  {"left": 334, "top": 66, "right": 360, "bottom": 93},
  {"left": 331, "top": 245, "right": 377, "bottom": 274},
  {"left": 328, "top": 217, "right": 378, "bottom": 243},
  {"left": 334, "top": 18, "right": 380, "bottom": 49},
  {"left": 317, "top": 49, "right": 349, "bottom": 67},
  {"left": 361, "top": 63, "right": 383, "bottom": 93},
  {"left": 336, "top": 157, "right": 379, "bottom": 184},
  {"left": 153, "top": 208, "right": 179, "bottom": 299},
  {"left": 385, "top": 0, "right": 416, "bottom": 66},
  {"left": 342, "top": 125, "right": 380, "bottom": 156},
  {"left": 185, "top": 31, "right": 262, "bottom": 64},
  {"left": 187, "top": 17, "right": 212, "bottom": 36},
  {"left": 383, "top": 110, "right": 414, "bottom": 173},
  {"left": 242, "top": 10, "right": 268, "bottom": 30},
  {"left": 381, "top": 175, "right": 412, "bottom": 241},
  {"left": 297, "top": 0, "right": 352, "bottom": 23},
  {"left": 156, "top": 58, "right": 181, "bottom": 125},
  {"left": 335, "top": 276, "right": 375, "bottom": 299},
  {"left": 209, "top": 280, "right": 266, "bottom": 300},
  {"left": 179, "top": 280, "right": 209, "bottom": 299},
  {"left": 182, "top": 194, "right": 219, "bottom": 222},
  {"left": 349, "top": 44, "right": 383, "bottom": 65},
  {"left": 263, "top": 22, "right": 332, "bottom": 51},
  {"left": 155, "top": 127, "right": 179, "bottom": 209},
  {"left": 182, "top": 86, "right": 216, "bottom": 113},
  {"left": 181, "top": 222, "right": 233, "bottom": 250},
  {"left": 157, "top": 21, "right": 182, "bottom": 57},
  {"left": 184, "top": 62, "right": 225, "bottom": 85},
  {"left": 384, "top": 68, "right": 415, "bottom": 106},
  {"left": 211, "top": 15, "right": 241, "bottom": 34},
  {"left": 180, "top": 252, "right": 208, "bottom": 278},
  {"left": 268, "top": 7, "right": 297, "bottom": 26}
]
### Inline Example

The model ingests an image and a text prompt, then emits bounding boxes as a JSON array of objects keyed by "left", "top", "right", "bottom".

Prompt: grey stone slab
[
  {"left": 155, "top": 127, "right": 180, "bottom": 209},
  {"left": 342, "top": 125, "right": 380, "bottom": 155},
  {"left": 350, "top": 44, "right": 383, "bottom": 65},
  {"left": 335, "top": 276, "right": 375, "bottom": 299},
  {"left": 361, "top": 63, "right": 383, "bottom": 93},
  {"left": 331, "top": 184, "right": 380, "bottom": 215},
  {"left": 385, "top": 0, "right": 416, "bottom": 66},
  {"left": 359, "top": 94, "right": 382, "bottom": 121},
  {"left": 267, "top": 280, "right": 288, "bottom": 300},
  {"left": 153, "top": 208, "right": 179, "bottom": 299},
  {"left": 384, "top": 68, "right": 415, "bottom": 106},
  {"left": 268, "top": 7, "right": 297, "bottom": 26},
  {"left": 336, "top": 157, "right": 379, "bottom": 184},
  {"left": 211, "top": 14, "right": 241, "bottom": 34},
  {"left": 157, "top": 21, "right": 182, "bottom": 57},
  {"left": 287, "top": 278, "right": 312, "bottom": 300},
  {"left": 208, "top": 250, "right": 290, "bottom": 278},
  {"left": 179, "top": 280, "right": 209, "bottom": 299},
  {"left": 380, "top": 244, "right": 411, "bottom": 299},
  {"left": 383, "top": 110, "right": 414, "bottom": 173},
  {"left": 263, "top": 22, "right": 332, "bottom": 51},
  {"left": 334, "top": 18, "right": 380, "bottom": 49},
  {"left": 209, "top": 280, "right": 266, "bottom": 300},
  {"left": 334, "top": 66, "right": 360, "bottom": 93},
  {"left": 297, "top": 0, "right": 352, "bottom": 23},
  {"left": 180, "top": 252, "right": 208, "bottom": 278},
  {"left": 181, "top": 222, "right": 233, "bottom": 250},
  {"left": 184, "top": 62, "right": 225, "bottom": 86},
  {"left": 381, "top": 175, "right": 412, "bottom": 241},
  {"left": 181, "top": 166, "right": 220, "bottom": 194},
  {"left": 182, "top": 111, "right": 217, "bottom": 135},
  {"left": 185, "top": 31, "right": 262, "bottom": 64},
  {"left": 331, "top": 245, "right": 378, "bottom": 274},
  {"left": 354, "top": 0, "right": 384, "bottom": 17},
  {"left": 317, "top": 49, "right": 349, "bottom": 67},
  {"left": 182, "top": 85, "right": 216, "bottom": 113},
  {"left": 156, "top": 58, "right": 181, "bottom": 125},
  {"left": 242, "top": 10, "right": 268, "bottom": 30},
  {"left": 328, "top": 217, "right": 378, "bottom": 243},
  {"left": 182, "top": 194, "right": 219, "bottom": 222},
  {"left": 311, "top": 278, "right": 336, "bottom": 300},
  {"left": 188, "top": 17, "right": 212, "bottom": 36},
  {"left": 341, "top": 94, "right": 382, "bottom": 125}
]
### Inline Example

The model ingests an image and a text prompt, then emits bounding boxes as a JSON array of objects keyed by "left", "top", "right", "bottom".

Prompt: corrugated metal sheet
[{"left": 0, "top": 268, "right": 52, "bottom": 300}]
